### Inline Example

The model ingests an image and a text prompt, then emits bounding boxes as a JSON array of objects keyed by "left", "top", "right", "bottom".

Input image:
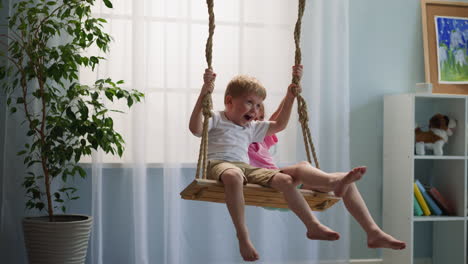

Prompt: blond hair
[{"left": 224, "top": 75, "right": 266, "bottom": 103}]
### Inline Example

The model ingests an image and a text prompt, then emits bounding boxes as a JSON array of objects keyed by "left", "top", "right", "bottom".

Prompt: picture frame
[{"left": 421, "top": 0, "right": 468, "bottom": 94}]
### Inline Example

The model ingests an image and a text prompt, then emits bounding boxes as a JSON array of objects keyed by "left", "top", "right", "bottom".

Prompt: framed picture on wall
[{"left": 421, "top": 0, "right": 468, "bottom": 94}]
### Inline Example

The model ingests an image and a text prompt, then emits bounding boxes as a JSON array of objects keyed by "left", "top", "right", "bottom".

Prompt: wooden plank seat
[{"left": 180, "top": 179, "right": 341, "bottom": 211}]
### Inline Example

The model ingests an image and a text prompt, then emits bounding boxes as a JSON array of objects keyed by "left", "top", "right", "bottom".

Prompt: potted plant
[{"left": 0, "top": 0, "right": 143, "bottom": 263}]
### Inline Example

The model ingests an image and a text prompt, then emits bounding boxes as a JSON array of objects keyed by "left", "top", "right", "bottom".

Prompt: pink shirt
[{"left": 248, "top": 134, "right": 279, "bottom": 169}]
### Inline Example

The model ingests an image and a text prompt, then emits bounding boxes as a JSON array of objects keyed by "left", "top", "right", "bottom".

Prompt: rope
[
  {"left": 205, "top": 0, "right": 215, "bottom": 69},
  {"left": 195, "top": 0, "right": 215, "bottom": 179},
  {"left": 292, "top": 0, "right": 320, "bottom": 169}
]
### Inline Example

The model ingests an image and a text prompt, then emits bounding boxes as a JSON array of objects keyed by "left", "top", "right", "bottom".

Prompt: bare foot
[
  {"left": 334, "top": 166, "right": 366, "bottom": 197},
  {"left": 367, "top": 230, "right": 406, "bottom": 250},
  {"left": 238, "top": 238, "right": 259, "bottom": 262},
  {"left": 307, "top": 223, "right": 340, "bottom": 241}
]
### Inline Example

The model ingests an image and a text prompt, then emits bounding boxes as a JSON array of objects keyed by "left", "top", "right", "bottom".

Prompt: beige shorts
[{"left": 207, "top": 160, "right": 280, "bottom": 186}]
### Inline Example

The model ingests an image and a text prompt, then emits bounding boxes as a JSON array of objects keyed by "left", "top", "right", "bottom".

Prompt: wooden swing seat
[{"left": 180, "top": 178, "right": 340, "bottom": 211}]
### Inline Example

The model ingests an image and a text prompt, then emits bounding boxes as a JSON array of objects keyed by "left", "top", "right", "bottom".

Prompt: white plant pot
[{"left": 23, "top": 214, "right": 93, "bottom": 264}]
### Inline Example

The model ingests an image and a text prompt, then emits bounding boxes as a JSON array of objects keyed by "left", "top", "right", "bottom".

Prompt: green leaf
[
  {"left": 90, "top": 56, "right": 99, "bottom": 64},
  {"left": 26, "top": 201, "right": 35, "bottom": 209},
  {"left": 116, "top": 91, "right": 124, "bottom": 99},
  {"left": 127, "top": 97, "right": 133, "bottom": 107},
  {"left": 76, "top": 6, "right": 83, "bottom": 18},
  {"left": 105, "top": 117, "right": 113, "bottom": 127},
  {"left": 66, "top": 107, "right": 76, "bottom": 119},
  {"left": 77, "top": 166, "right": 86, "bottom": 178},
  {"left": 31, "top": 189, "right": 41, "bottom": 199},
  {"left": 36, "top": 202, "right": 45, "bottom": 211},
  {"left": 105, "top": 90, "right": 114, "bottom": 101},
  {"left": 74, "top": 149, "right": 81, "bottom": 163},
  {"left": 103, "top": 0, "right": 113, "bottom": 8},
  {"left": 30, "top": 119, "right": 39, "bottom": 129},
  {"left": 23, "top": 179, "right": 34, "bottom": 188}
]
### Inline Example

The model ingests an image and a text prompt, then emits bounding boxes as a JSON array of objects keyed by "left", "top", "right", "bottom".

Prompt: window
[{"left": 80, "top": 0, "right": 299, "bottom": 164}]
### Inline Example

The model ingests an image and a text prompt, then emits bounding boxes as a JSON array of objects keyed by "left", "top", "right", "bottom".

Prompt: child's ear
[{"left": 225, "top": 95, "right": 233, "bottom": 106}]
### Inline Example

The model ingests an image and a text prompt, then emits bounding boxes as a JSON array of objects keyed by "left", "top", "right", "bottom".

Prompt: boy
[
  {"left": 249, "top": 101, "right": 406, "bottom": 250},
  {"left": 189, "top": 66, "right": 365, "bottom": 261}
]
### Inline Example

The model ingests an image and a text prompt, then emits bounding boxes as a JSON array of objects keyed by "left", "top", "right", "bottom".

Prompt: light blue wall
[
  {"left": 349, "top": 0, "right": 467, "bottom": 259},
  {"left": 1, "top": 2, "right": 48, "bottom": 262}
]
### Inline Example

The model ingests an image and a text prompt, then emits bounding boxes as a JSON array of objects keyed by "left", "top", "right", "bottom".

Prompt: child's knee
[
  {"left": 271, "top": 173, "right": 295, "bottom": 190},
  {"left": 289, "top": 161, "right": 310, "bottom": 177},
  {"left": 220, "top": 169, "right": 244, "bottom": 185}
]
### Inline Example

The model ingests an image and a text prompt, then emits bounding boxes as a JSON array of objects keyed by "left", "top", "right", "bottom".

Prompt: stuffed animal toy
[{"left": 415, "top": 113, "right": 456, "bottom": 155}]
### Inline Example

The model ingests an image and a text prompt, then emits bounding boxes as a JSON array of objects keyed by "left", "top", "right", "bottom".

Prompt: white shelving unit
[{"left": 383, "top": 93, "right": 467, "bottom": 264}]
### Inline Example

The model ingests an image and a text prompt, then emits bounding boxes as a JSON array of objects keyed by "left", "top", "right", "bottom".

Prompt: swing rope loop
[{"left": 292, "top": 0, "right": 320, "bottom": 169}]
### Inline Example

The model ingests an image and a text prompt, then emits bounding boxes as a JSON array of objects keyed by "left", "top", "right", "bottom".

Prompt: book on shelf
[
  {"left": 413, "top": 183, "right": 431, "bottom": 216},
  {"left": 413, "top": 195, "right": 424, "bottom": 216},
  {"left": 415, "top": 179, "right": 443, "bottom": 216},
  {"left": 428, "top": 187, "right": 455, "bottom": 216}
]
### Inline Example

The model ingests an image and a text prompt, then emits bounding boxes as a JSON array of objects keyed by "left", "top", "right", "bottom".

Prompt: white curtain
[
  {"left": 0, "top": 0, "right": 350, "bottom": 263},
  {"left": 302, "top": 0, "right": 351, "bottom": 261}
]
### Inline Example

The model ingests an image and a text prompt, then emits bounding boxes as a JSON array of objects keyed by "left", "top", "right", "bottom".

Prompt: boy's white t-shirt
[{"left": 199, "top": 110, "right": 270, "bottom": 164}]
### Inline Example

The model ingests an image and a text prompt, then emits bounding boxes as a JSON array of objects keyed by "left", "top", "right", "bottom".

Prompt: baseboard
[
  {"left": 350, "top": 259, "right": 382, "bottom": 264},
  {"left": 350, "top": 258, "right": 432, "bottom": 264},
  {"left": 414, "top": 259, "right": 432, "bottom": 264}
]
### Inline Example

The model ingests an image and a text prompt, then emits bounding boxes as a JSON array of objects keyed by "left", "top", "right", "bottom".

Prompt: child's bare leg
[
  {"left": 269, "top": 172, "right": 340, "bottom": 241},
  {"left": 281, "top": 162, "right": 366, "bottom": 197},
  {"left": 342, "top": 183, "right": 406, "bottom": 250},
  {"left": 220, "top": 169, "right": 259, "bottom": 262}
]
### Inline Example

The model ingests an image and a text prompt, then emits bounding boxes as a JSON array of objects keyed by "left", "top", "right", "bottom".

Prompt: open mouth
[{"left": 244, "top": 114, "right": 254, "bottom": 121}]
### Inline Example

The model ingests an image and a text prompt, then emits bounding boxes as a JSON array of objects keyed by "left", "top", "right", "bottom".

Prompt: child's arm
[
  {"left": 189, "top": 69, "right": 216, "bottom": 136},
  {"left": 269, "top": 98, "right": 285, "bottom": 121},
  {"left": 266, "top": 65, "right": 302, "bottom": 136}
]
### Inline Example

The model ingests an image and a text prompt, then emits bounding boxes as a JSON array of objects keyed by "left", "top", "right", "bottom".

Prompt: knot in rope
[{"left": 297, "top": 96, "right": 309, "bottom": 123}]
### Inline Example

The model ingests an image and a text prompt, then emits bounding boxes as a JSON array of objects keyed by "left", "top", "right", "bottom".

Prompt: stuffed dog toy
[{"left": 415, "top": 113, "right": 456, "bottom": 155}]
